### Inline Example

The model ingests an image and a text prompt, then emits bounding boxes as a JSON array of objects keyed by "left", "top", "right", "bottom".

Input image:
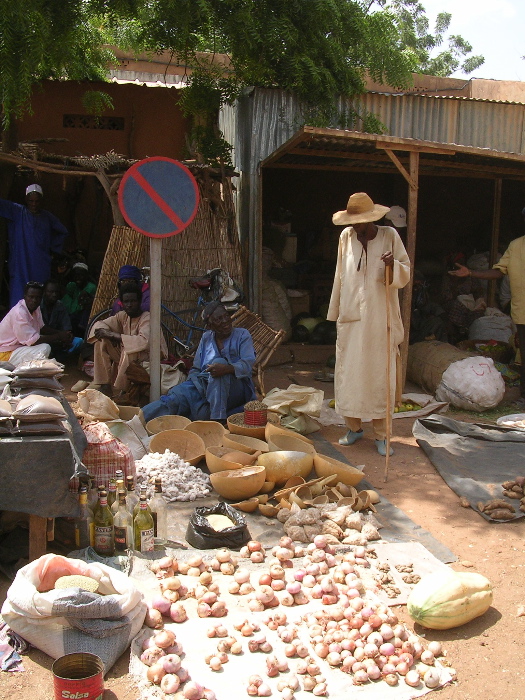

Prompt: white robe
[{"left": 327, "top": 226, "right": 410, "bottom": 421}]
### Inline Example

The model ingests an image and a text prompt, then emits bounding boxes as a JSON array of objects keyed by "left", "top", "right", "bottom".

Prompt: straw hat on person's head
[{"left": 332, "top": 192, "right": 390, "bottom": 226}]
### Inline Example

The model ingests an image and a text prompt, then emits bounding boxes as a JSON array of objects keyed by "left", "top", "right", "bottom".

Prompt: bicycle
[{"left": 86, "top": 267, "right": 243, "bottom": 357}]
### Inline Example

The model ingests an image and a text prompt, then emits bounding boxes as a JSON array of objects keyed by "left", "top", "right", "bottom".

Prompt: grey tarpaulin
[
  {"left": 312, "top": 433, "right": 457, "bottom": 563},
  {"left": 0, "top": 391, "right": 87, "bottom": 518},
  {"left": 413, "top": 414, "right": 525, "bottom": 522}
]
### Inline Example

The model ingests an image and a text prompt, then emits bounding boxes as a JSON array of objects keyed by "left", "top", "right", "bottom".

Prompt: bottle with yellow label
[
  {"left": 134, "top": 495, "right": 154, "bottom": 552},
  {"left": 94, "top": 490, "right": 114, "bottom": 556}
]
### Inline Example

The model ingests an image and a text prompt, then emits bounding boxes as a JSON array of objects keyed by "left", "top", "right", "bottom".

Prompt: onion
[
  {"left": 161, "top": 654, "right": 181, "bottom": 673},
  {"left": 239, "top": 582, "right": 255, "bottom": 595},
  {"left": 428, "top": 640, "right": 443, "bottom": 656},
  {"left": 169, "top": 603, "right": 187, "bottom": 623},
  {"left": 276, "top": 547, "right": 294, "bottom": 561},
  {"left": 165, "top": 642, "right": 183, "bottom": 655},
  {"left": 162, "top": 589, "right": 180, "bottom": 604},
  {"left": 379, "top": 643, "right": 395, "bottom": 656},
  {"left": 257, "top": 585, "right": 275, "bottom": 604},
  {"left": 380, "top": 623, "right": 394, "bottom": 640},
  {"left": 278, "top": 591, "right": 294, "bottom": 606},
  {"left": 405, "top": 669, "right": 421, "bottom": 687},
  {"left": 251, "top": 551, "right": 265, "bottom": 564},
  {"left": 146, "top": 662, "right": 166, "bottom": 684},
  {"left": 269, "top": 565, "right": 285, "bottom": 580},
  {"left": 286, "top": 581, "right": 301, "bottom": 595},
  {"left": 259, "top": 573, "right": 272, "bottom": 586},
  {"left": 200, "top": 591, "right": 217, "bottom": 605},
  {"left": 220, "top": 562, "right": 235, "bottom": 576},
  {"left": 154, "top": 629, "right": 176, "bottom": 649},
  {"left": 257, "top": 683, "right": 271, "bottom": 696},
  {"left": 145, "top": 608, "right": 163, "bottom": 629},
  {"left": 184, "top": 681, "right": 204, "bottom": 699},
  {"left": 211, "top": 601, "right": 227, "bottom": 617},
  {"left": 141, "top": 647, "right": 165, "bottom": 666},
  {"left": 396, "top": 661, "right": 409, "bottom": 676},
  {"left": 302, "top": 575, "right": 316, "bottom": 588},
  {"left": 271, "top": 579, "right": 285, "bottom": 591},
  {"left": 228, "top": 581, "right": 240, "bottom": 594},
  {"left": 216, "top": 548, "right": 231, "bottom": 563},
  {"left": 424, "top": 668, "right": 441, "bottom": 688},
  {"left": 249, "top": 598, "right": 265, "bottom": 612},
  {"left": 177, "top": 667, "right": 190, "bottom": 683},
  {"left": 421, "top": 649, "right": 435, "bottom": 665},
  {"left": 384, "top": 673, "right": 398, "bottom": 686},
  {"left": 280, "top": 535, "right": 294, "bottom": 549},
  {"left": 160, "top": 577, "right": 181, "bottom": 591},
  {"left": 160, "top": 673, "right": 180, "bottom": 694},
  {"left": 150, "top": 597, "right": 171, "bottom": 615},
  {"left": 353, "top": 669, "right": 369, "bottom": 685},
  {"left": 234, "top": 569, "right": 251, "bottom": 584},
  {"left": 197, "top": 602, "right": 211, "bottom": 618},
  {"left": 248, "top": 540, "right": 262, "bottom": 552}
]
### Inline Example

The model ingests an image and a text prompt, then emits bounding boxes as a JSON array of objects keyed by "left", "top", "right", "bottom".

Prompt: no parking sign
[
  {"left": 118, "top": 157, "right": 200, "bottom": 400},
  {"left": 118, "top": 156, "right": 200, "bottom": 237}
]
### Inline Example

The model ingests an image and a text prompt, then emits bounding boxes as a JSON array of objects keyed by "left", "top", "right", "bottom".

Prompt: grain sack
[
  {"left": 436, "top": 356, "right": 505, "bottom": 411},
  {"left": 407, "top": 341, "right": 472, "bottom": 394}
]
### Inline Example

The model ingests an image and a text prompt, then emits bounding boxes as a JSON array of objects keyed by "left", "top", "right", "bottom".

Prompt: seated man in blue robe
[{"left": 142, "top": 302, "right": 257, "bottom": 423}]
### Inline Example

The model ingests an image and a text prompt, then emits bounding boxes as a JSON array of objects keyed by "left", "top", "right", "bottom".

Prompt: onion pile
[
  {"left": 209, "top": 548, "right": 239, "bottom": 575},
  {"left": 239, "top": 540, "right": 266, "bottom": 564}
]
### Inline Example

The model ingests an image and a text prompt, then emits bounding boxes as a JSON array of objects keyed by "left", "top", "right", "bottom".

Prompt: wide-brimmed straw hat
[{"left": 332, "top": 192, "right": 390, "bottom": 226}]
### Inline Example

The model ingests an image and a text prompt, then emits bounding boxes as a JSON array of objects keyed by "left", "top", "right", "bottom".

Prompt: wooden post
[
  {"left": 29, "top": 514, "right": 48, "bottom": 561},
  {"left": 149, "top": 237, "right": 162, "bottom": 401},
  {"left": 400, "top": 151, "right": 419, "bottom": 385},
  {"left": 488, "top": 178, "right": 502, "bottom": 307}
]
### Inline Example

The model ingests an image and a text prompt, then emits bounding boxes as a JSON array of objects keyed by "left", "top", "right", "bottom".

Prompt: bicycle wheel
[
  {"left": 85, "top": 306, "right": 113, "bottom": 340},
  {"left": 161, "top": 305, "right": 206, "bottom": 356}
]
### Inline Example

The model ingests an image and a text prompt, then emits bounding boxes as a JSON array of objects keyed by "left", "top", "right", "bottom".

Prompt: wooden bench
[{"left": 231, "top": 306, "right": 286, "bottom": 397}]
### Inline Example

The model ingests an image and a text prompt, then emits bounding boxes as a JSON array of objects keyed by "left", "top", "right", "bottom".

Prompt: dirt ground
[{"left": 1, "top": 357, "right": 524, "bottom": 700}]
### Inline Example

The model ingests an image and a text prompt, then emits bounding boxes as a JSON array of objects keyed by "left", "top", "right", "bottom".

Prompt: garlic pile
[{"left": 135, "top": 450, "right": 211, "bottom": 501}]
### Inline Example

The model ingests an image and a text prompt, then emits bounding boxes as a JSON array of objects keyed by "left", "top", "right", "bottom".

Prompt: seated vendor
[
  {"left": 41, "top": 280, "right": 83, "bottom": 356},
  {"left": 111, "top": 264, "right": 150, "bottom": 315},
  {"left": 87, "top": 282, "right": 165, "bottom": 398},
  {"left": 0, "top": 281, "right": 72, "bottom": 366},
  {"left": 142, "top": 301, "right": 256, "bottom": 424}
]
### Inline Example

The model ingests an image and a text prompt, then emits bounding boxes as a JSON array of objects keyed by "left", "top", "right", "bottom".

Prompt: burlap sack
[{"left": 407, "top": 341, "right": 473, "bottom": 394}]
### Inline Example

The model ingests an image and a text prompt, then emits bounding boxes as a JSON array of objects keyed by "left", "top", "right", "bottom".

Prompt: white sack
[
  {"left": 1, "top": 554, "right": 147, "bottom": 671},
  {"left": 436, "top": 356, "right": 505, "bottom": 411}
]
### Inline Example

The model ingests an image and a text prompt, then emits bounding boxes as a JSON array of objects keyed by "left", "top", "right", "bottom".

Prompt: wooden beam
[
  {"left": 376, "top": 142, "right": 455, "bottom": 156},
  {"left": 400, "top": 151, "right": 419, "bottom": 387},
  {"left": 488, "top": 178, "right": 502, "bottom": 306},
  {"left": 383, "top": 149, "right": 418, "bottom": 188}
]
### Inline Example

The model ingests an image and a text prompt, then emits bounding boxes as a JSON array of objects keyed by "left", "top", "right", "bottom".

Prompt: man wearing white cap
[
  {"left": 327, "top": 192, "right": 410, "bottom": 456},
  {"left": 0, "top": 184, "right": 68, "bottom": 308}
]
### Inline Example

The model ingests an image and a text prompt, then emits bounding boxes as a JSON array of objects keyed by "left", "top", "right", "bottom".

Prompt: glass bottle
[
  {"left": 87, "top": 474, "right": 98, "bottom": 513},
  {"left": 115, "top": 469, "right": 124, "bottom": 482},
  {"left": 114, "top": 490, "right": 133, "bottom": 552},
  {"left": 92, "top": 484, "right": 105, "bottom": 520},
  {"left": 74, "top": 486, "right": 94, "bottom": 549},
  {"left": 111, "top": 480, "right": 125, "bottom": 514},
  {"left": 94, "top": 490, "right": 114, "bottom": 556},
  {"left": 125, "top": 475, "right": 139, "bottom": 516},
  {"left": 107, "top": 477, "right": 117, "bottom": 510},
  {"left": 149, "top": 478, "right": 167, "bottom": 540},
  {"left": 133, "top": 485, "right": 149, "bottom": 518},
  {"left": 134, "top": 496, "right": 155, "bottom": 553}
]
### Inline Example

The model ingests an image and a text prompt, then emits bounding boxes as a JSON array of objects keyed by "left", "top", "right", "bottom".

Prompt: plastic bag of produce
[
  {"left": 186, "top": 502, "right": 251, "bottom": 549},
  {"left": 435, "top": 356, "right": 505, "bottom": 411},
  {"left": 1, "top": 553, "right": 147, "bottom": 672}
]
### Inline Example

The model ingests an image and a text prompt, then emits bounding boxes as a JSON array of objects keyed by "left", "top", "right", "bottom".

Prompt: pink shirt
[{"left": 0, "top": 299, "right": 43, "bottom": 352}]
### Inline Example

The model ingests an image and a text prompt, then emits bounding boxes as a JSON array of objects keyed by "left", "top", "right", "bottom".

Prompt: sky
[{"left": 418, "top": 0, "right": 525, "bottom": 81}]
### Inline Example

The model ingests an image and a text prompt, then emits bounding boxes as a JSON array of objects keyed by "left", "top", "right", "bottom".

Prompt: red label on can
[{"left": 53, "top": 668, "right": 104, "bottom": 700}]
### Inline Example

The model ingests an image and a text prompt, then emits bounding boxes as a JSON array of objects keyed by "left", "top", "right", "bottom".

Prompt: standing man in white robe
[{"left": 327, "top": 192, "right": 410, "bottom": 456}]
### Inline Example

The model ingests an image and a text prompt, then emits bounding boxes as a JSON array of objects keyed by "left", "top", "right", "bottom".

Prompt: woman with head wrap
[
  {"left": 141, "top": 301, "right": 256, "bottom": 423},
  {"left": 111, "top": 265, "right": 150, "bottom": 315}
]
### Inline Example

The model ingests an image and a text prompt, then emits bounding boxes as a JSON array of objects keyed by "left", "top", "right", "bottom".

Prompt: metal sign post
[{"left": 118, "top": 157, "right": 200, "bottom": 401}]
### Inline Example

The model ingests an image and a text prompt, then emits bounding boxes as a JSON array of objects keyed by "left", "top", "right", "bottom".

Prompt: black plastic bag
[{"left": 186, "top": 502, "right": 251, "bottom": 550}]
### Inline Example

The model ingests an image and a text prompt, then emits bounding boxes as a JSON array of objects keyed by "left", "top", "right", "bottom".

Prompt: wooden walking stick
[{"left": 384, "top": 264, "right": 392, "bottom": 482}]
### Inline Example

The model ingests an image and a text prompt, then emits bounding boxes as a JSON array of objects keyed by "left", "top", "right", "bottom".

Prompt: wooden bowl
[
  {"left": 227, "top": 412, "right": 280, "bottom": 440},
  {"left": 117, "top": 405, "right": 141, "bottom": 421},
  {"left": 146, "top": 415, "right": 191, "bottom": 435},
  {"left": 256, "top": 451, "right": 314, "bottom": 485},
  {"left": 149, "top": 429, "right": 205, "bottom": 465},
  {"left": 185, "top": 420, "right": 226, "bottom": 449},
  {"left": 265, "top": 422, "right": 314, "bottom": 445},
  {"left": 222, "top": 433, "right": 269, "bottom": 455},
  {"left": 210, "top": 465, "right": 267, "bottom": 500},
  {"left": 205, "top": 446, "right": 247, "bottom": 474},
  {"left": 268, "top": 434, "right": 317, "bottom": 455},
  {"left": 313, "top": 454, "right": 365, "bottom": 487}
]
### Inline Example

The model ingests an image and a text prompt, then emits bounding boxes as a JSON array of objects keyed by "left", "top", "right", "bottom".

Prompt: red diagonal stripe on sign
[{"left": 130, "top": 168, "right": 185, "bottom": 230}]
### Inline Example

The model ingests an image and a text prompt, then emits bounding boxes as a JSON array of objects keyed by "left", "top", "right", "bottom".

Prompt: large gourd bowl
[
  {"left": 185, "top": 420, "right": 226, "bottom": 449},
  {"left": 146, "top": 415, "right": 191, "bottom": 435},
  {"left": 256, "top": 450, "right": 314, "bottom": 485},
  {"left": 265, "top": 422, "right": 314, "bottom": 446},
  {"left": 222, "top": 433, "right": 269, "bottom": 455},
  {"left": 149, "top": 429, "right": 205, "bottom": 465},
  {"left": 267, "top": 434, "right": 317, "bottom": 455},
  {"left": 210, "top": 465, "right": 267, "bottom": 500},
  {"left": 206, "top": 446, "right": 249, "bottom": 474},
  {"left": 313, "top": 454, "right": 365, "bottom": 487}
]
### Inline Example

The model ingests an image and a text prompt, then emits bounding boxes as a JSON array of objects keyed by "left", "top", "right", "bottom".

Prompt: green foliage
[
  {"left": 373, "top": 1, "right": 485, "bottom": 76},
  {"left": 82, "top": 90, "right": 114, "bottom": 115}
]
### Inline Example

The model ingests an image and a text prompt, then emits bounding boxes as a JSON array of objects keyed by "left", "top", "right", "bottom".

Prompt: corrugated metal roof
[
  {"left": 367, "top": 90, "right": 525, "bottom": 106},
  {"left": 108, "top": 70, "right": 187, "bottom": 89}
]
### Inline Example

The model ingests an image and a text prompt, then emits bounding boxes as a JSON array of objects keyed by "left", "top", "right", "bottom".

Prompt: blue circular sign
[{"left": 118, "top": 157, "right": 200, "bottom": 238}]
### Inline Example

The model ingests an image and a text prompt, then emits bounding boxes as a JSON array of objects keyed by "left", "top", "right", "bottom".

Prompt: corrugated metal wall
[{"left": 219, "top": 88, "right": 525, "bottom": 307}]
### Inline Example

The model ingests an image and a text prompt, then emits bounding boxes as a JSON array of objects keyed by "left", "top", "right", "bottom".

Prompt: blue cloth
[
  {"left": 0, "top": 199, "right": 68, "bottom": 308},
  {"left": 142, "top": 328, "right": 257, "bottom": 422}
]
